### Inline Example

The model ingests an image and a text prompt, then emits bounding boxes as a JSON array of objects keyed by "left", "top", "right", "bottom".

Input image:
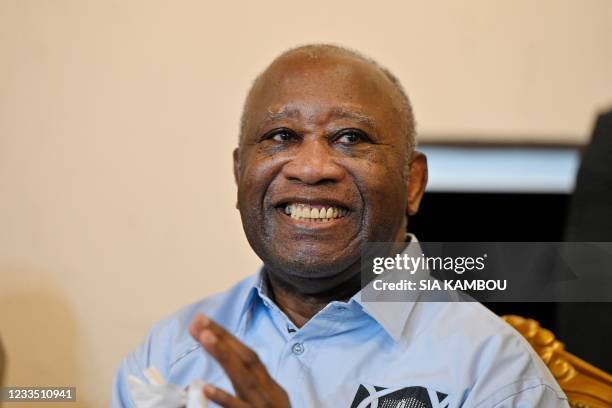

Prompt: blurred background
[{"left": 1, "top": 0, "right": 611, "bottom": 406}]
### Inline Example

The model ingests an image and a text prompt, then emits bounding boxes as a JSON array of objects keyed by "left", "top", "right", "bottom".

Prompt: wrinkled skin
[{"left": 234, "top": 50, "right": 427, "bottom": 297}]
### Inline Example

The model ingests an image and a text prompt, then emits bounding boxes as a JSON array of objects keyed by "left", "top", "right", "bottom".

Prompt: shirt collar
[
  {"left": 353, "top": 233, "right": 421, "bottom": 342},
  {"left": 236, "top": 266, "right": 276, "bottom": 336},
  {"left": 240, "top": 233, "right": 422, "bottom": 342}
]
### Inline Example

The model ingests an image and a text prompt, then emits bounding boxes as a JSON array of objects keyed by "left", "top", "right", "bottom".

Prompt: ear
[
  {"left": 233, "top": 147, "right": 240, "bottom": 209},
  {"left": 233, "top": 147, "right": 240, "bottom": 185},
  {"left": 406, "top": 150, "right": 428, "bottom": 216}
]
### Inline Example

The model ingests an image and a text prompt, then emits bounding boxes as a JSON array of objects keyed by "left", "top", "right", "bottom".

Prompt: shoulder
[
  {"left": 403, "top": 301, "right": 568, "bottom": 406},
  {"left": 112, "top": 274, "right": 258, "bottom": 407},
  {"left": 167, "top": 273, "right": 258, "bottom": 343},
  {"left": 117, "top": 274, "right": 257, "bottom": 377},
  {"left": 404, "top": 298, "right": 533, "bottom": 349}
]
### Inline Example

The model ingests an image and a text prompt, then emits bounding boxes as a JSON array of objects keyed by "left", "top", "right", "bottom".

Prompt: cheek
[
  {"left": 352, "top": 160, "right": 407, "bottom": 225},
  {"left": 238, "top": 155, "right": 285, "bottom": 212},
  {"left": 369, "top": 178, "right": 407, "bottom": 215}
]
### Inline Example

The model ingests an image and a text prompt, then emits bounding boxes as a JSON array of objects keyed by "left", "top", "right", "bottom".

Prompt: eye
[
  {"left": 261, "top": 128, "right": 298, "bottom": 143},
  {"left": 334, "top": 129, "right": 370, "bottom": 145},
  {"left": 273, "top": 131, "right": 294, "bottom": 142}
]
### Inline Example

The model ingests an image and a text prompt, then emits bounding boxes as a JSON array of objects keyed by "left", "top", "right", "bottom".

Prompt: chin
[
  {"left": 264, "top": 255, "right": 362, "bottom": 296},
  {"left": 269, "top": 243, "right": 358, "bottom": 275}
]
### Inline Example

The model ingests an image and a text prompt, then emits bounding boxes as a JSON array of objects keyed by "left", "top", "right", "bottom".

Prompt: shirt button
[{"left": 291, "top": 342, "right": 304, "bottom": 355}]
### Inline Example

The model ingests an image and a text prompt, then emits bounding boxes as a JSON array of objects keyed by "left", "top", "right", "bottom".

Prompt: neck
[
  {"left": 264, "top": 269, "right": 361, "bottom": 328},
  {"left": 264, "top": 226, "right": 411, "bottom": 327}
]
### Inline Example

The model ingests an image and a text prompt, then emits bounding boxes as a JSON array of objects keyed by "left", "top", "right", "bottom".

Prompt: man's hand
[{"left": 189, "top": 314, "right": 291, "bottom": 408}]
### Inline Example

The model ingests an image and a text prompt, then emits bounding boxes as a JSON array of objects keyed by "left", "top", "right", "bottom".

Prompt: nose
[{"left": 282, "top": 137, "right": 345, "bottom": 185}]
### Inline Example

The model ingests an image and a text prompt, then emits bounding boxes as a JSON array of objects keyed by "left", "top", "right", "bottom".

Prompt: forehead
[{"left": 244, "top": 52, "right": 405, "bottom": 129}]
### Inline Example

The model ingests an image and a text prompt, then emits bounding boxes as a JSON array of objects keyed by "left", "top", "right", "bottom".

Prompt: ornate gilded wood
[{"left": 502, "top": 315, "right": 612, "bottom": 408}]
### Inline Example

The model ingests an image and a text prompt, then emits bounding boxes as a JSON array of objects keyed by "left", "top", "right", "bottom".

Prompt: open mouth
[{"left": 277, "top": 202, "right": 350, "bottom": 223}]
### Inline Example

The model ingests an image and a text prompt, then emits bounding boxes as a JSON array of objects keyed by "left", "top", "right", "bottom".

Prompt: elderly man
[{"left": 113, "top": 45, "right": 568, "bottom": 407}]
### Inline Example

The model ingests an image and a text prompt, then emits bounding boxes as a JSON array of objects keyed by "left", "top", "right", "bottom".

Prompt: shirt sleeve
[
  {"left": 111, "top": 335, "right": 155, "bottom": 408},
  {"left": 111, "top": 319, "right": 175, "bottom": 408},
  {"left": 476, "top": 382, "right": 570, "bottom": 408},
  {"left": 111, "top": 355, "right": 139, "bottom": 408}
]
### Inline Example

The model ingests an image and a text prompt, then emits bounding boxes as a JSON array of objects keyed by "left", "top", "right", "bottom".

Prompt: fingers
[
  {"left": 191, "top": 314, "right": 261, "bottom": 365},
  {"left": 203, "top": 384, "right": 250, "bottom": 408},
  {"left": 190, "top": 314, "right": 291, "bottom": 407},
  {"left": 189, "top": 314, "right": 270, "bottom": 404}
]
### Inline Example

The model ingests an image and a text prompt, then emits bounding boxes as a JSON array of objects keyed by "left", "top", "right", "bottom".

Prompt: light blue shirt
[{"left": 113, "top": 265, "right": 568, "bottom": 407}]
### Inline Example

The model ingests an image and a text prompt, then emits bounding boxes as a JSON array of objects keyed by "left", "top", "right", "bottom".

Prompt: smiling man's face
[{"left": 234, "top": 48, "right": 427, "bottom": 295}]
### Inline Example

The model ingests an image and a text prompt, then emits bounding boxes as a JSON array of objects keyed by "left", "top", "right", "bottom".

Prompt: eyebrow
[
  {"left": 265, "top": 106, "right": 377, "bottom": 130},
  {"left": 328, "top": 107, "right": 377, "bottom": 129}
]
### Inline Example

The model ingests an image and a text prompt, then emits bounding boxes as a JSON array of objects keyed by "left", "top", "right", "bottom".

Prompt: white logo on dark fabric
[{"left": 350, "top": 384, "right": 450, "bottom": 408}]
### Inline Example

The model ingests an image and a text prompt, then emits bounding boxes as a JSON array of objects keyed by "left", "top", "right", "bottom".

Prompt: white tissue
[{"left": 127, "top": 367, "right": 208, "bottom": 408}]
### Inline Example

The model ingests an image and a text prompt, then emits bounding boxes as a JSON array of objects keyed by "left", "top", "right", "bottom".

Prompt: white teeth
[{"left": 285, "top": 203, "right": 348, "bottom": 221}]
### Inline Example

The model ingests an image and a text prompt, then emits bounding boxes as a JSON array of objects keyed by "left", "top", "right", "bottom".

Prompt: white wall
[{"left": 1, "top": 0, "right": 611, "bottom": 405}]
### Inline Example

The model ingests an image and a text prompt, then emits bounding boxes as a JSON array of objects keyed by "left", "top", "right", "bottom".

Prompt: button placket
[{"left": 291, "top": 342, "right": 305, "bottom": 355}]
